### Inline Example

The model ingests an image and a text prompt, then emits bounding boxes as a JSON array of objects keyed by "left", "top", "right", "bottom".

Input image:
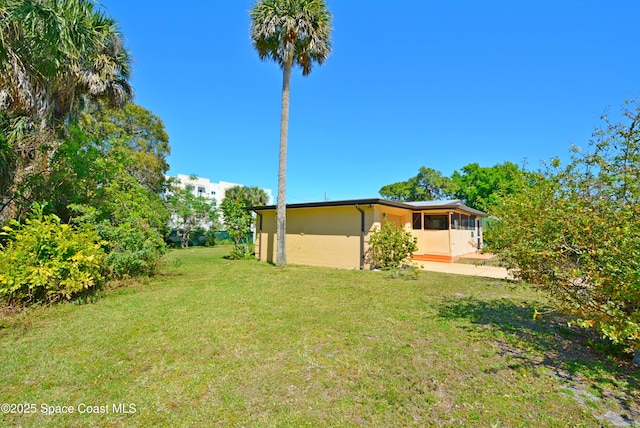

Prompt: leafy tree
[
  {"left": 166, "top": 179, "right": 218, "bottom": 248},
  {"left": 18, "top": 122, "right": 167, "bottom": 223},
  {"left": 250, "top": 0, "right": 332, "bottom": 266},
  {"left": 449, "top": 162, "right": 529, "bottom": 212},
  {"left": 488, "top": 100, "right": 640, "bottom": 361},
  {"left": 379, "top": 167, "right": 451, "bottom": 202},
  {"left": 13, "top": 119, "right": 170, "bottom": 279},
  {"left": 0, "top": 1, "right": 169, "bottom": 282},
  {"left": 77, "top": 101, "right": 170, "bottom": 194},
  {"left": 224, "top": 185, "right": 270, "bottom": 207},
  {"left": 379, "top": 163, "right": 530, "bottom": 212},
  {"left": 61, "top": 127, "right": 170, "bottom": 278},
  {"left": 220, "top": 186, "right": 269, "bottom": 257},
  {"left": 378, "top": 180, "right": 417, "bottom": 202}
]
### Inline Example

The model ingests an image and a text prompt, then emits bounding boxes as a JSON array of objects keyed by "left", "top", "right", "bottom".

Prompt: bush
[
  {"left": 70, "top": 204, "right": 167, "bottom": 279},
  {"left": 225, "top": 243, "right": 255, "bottom": 260},
  {"left": 367, "top": 220, "right": 418, "bottom": 272},
  {"left": 96, "top": 221, "right": 167, "bottom": 278},
  {"left": 488, "top": 100, "right": 640, "bottom": 351},
  {"left": 203, "top": 229, "right": 217, "bottom": 247},
  {"left": 0, "top": 205, "right": 105, "bottom": 304}
]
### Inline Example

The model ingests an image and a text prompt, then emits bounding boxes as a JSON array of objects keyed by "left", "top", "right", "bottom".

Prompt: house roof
[{"left": 247, "top": 198, "right": 487, "bottom": 217}]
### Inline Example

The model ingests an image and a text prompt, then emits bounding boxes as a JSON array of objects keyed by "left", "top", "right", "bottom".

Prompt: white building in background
[
  {"left": 166, "top": 174, "right": 273, "bottom": 244},
  {"left": 172, "top": 174, "right": 274, "bottom": 206}
]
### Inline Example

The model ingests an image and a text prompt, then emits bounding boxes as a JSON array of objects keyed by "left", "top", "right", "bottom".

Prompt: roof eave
[{"left": 246, "top": 198, "right": 488, "bottom": 217}]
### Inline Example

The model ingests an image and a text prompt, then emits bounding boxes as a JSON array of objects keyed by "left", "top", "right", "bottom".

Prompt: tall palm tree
[{"left": 250, "top": 0, "right": 332, "bottom": 266}]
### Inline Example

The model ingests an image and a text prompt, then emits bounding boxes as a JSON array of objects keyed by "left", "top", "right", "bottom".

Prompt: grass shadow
[{"left": 437, "top": 296, "right": 639, "bottom": 422}]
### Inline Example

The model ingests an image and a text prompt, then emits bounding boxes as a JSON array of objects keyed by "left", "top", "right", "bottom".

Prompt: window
[
  {"left": 451, "top": 213, "right": 461, "bottom": 230},
  {"left": 424, "top": 214, "right": 449, "bottom": 230},
  {"left": 461, "top": 215, "right": 469, "bottom": 230},
  {"left": 451, "top": 213, "right": 476, "bottom": 230},
  {"left": 412, "top": 212, "right": 422, "bottom": 229}
]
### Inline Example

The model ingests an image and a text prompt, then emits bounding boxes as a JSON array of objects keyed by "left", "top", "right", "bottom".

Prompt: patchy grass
[{"left": 0, "top": 247, "right": 637, "bottom": 427}]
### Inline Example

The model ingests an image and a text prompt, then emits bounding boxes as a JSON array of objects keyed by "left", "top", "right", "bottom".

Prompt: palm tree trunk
[{"left": 276, "top": 57, "right": 293, "bottom": 266}]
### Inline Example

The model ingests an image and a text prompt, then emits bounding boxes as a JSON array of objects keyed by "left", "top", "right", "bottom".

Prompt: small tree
[
  {"left": 220, "top": 186, "right": 268, "bottom": 259},
  {"left": 220, "top": 197, "right": 252, "bottom": 247},
  {"left": 367, "top": 219, "right": 418, "bottom": 274},
  {"left": 488, "top": 99, "right": 640, "bottom": 362},
  {"left": 166, "top": 179, "right": 218, "bottom": 248}
]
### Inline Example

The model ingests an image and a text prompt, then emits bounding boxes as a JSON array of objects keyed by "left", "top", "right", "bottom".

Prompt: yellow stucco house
[{"left": 250, "top": 198, "right": 487, "bottom": 270}]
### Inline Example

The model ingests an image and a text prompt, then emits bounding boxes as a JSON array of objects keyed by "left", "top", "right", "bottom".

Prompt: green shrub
[
  {"left": 0, "top": 205, "right": 105, "bottom": 304},
  {"left": 203, "top": 230, "right": 217, "bottom": 247},
  {"left": 96, "top": 221, "right": 167, "bottom": 278},
  {"left": 69, "top": 204, "right": 167, "bottom": 279},
  {"left": 225, "top": 243, "right": 255, "bottom": 260},
  {"left": 367, "top": 220, "right": 418, "bottom": 272},
  {"left": 488, "top": 100, "right": 640, "bottom": 350}
]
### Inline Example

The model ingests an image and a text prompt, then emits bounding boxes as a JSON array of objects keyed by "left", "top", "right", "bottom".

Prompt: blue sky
[{"left": 100, "top": 0, "right": 639, "bottom": 203}]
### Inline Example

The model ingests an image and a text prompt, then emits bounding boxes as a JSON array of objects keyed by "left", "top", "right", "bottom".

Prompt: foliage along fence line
[{"left": 164, "top": 229, "right": 253, "bottom": 248}]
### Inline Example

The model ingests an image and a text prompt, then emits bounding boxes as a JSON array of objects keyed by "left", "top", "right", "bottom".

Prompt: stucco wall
[
  {"left": 256, "top": 205, "right": 375, "bottom": 269},
  {"left": 418, "top": 230, "right": 450, "bottom": 255},
  {"left": 450, "top": 229, "right": 478, "bottom": 256}
]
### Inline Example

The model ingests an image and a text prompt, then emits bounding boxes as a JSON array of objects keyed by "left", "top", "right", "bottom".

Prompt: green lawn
[{"left": 0, "top": 247, "right": 637, "bottom": 427}]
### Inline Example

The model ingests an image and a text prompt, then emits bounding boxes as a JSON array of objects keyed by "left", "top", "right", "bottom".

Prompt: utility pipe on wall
[
  {"left": 355, "top": 204, "right": 365, "bottom": 270},
  {"left": 252, "top": 211, "right": 263, "bottom": 261}
]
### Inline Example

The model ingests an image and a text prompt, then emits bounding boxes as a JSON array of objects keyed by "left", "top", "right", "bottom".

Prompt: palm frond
[
  {"left": 250, "top": 0, "right": 332, "bottom": 75},
  {"left": 0, "top": 0, "right": 133, "bottom": 125}
]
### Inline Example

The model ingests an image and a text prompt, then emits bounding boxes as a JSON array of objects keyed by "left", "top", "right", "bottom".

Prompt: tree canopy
[
  {"left": 0, "top": 0, "right": 131, "bottom": 124},
  {"left": 78, "top": 101, "right": 170, "bottom": 194},
  {"left": 379, "top": 167, "right": 451, "bottom": 202},
  {"left": 379, "top": 163, "right": 529, "bottom": 212},
  {"left": 449, "top": 162, "right": 530, "bottom": 212},
  {"left": 0, "top": 1, "right": 170, "bottom": 285},
  {"left": 250, "top": 0, "right": 332, "bottom": 77}
]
